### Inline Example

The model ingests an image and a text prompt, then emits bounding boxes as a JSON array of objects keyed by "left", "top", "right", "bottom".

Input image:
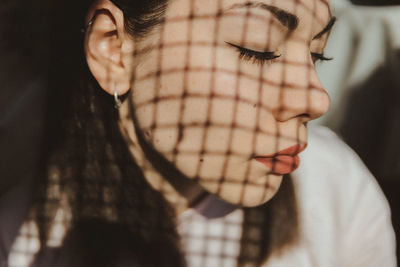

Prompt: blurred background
[{"left": 316, "top": 0, "right": 400, "bottom": 261}]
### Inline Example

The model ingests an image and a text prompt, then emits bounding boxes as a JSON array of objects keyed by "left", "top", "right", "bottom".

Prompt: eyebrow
[
  {"left": 229, "top": 2, "right": 299, "bottom": 31},
  {"left": 313, "top": 16, "right": 336, "bottom": 40},
  {"left": 229, "top": 2, "right": 336, "bottom": 39}
]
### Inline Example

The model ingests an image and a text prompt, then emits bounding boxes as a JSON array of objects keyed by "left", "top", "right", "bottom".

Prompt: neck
[{"left": 119, "top": 113, "right": 208, "bottom": 215}]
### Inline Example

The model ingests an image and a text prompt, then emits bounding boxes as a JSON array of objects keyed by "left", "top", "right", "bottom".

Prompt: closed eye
[
  {"left": 226, "top": 42, "right": 281, "bottom": 65},
  {"left": 311, "top": 52, "right": 333, "bottom": 63},
  {"left": 226, "top": 42, "right": 333, "bottom": 65}
]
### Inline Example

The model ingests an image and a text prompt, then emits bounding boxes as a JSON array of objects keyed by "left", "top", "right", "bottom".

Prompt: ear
[{"left": 84, "top": 0, "right": 134, "bottom": 96}]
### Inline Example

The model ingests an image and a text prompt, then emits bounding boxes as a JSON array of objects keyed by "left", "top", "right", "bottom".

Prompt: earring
[
  {"left": 114, "top": 91, "right": 122, "bottom": 109},
  {"left": 81, "top": 19, "right": 94, "bottom": 34}
]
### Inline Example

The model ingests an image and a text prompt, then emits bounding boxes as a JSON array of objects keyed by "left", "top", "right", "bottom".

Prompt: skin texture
[{"left": 85, "top": 0, "right": 332, "bottom": 211}]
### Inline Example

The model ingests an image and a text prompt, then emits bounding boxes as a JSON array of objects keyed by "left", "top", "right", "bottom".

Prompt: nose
[{"left": 272, "top": 67, "right": 330, "bottom": 123}]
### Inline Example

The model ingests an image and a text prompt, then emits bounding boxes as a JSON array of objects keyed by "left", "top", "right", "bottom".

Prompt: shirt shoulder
[{"left": 290, "top": 125, "right": 396, "bottom": 267}]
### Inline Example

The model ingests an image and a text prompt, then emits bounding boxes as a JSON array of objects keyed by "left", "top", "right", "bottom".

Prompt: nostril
[
  {"left": 296, "top": 113, "right": 310, "bottom": 119},
  {"left": 294, "top": 113, "right": 311, "bottom": 123},
  {"left": 273, "top": 109, "right": 311, "bottom": 122}
]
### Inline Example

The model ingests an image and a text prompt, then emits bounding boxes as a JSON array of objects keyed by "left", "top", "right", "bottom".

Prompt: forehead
[{"left": 167, "top": 0, "right": 331, "bottom": 26}]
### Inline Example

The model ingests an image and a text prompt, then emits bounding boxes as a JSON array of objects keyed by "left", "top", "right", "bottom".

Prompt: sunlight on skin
[{"left": 119, "top": 0, "right": 332, "bottom": 212}]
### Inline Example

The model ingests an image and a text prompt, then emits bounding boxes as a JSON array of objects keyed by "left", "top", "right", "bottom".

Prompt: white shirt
[{"left": 178, "top": 126, "right": 397, "bottom": 267}]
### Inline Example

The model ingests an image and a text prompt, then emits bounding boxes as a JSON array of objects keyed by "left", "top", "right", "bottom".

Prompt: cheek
[
  {"left": 132, "top": 69, "right": 284, "bottom": 182},
  {"left": 130, "top": 41, "right": 304, "bottom": 206}
]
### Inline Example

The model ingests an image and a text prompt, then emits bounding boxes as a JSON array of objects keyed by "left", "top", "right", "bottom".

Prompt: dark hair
[
  {"left": 34, "top": 1, "right": 182, "bottom": 266},
  {"left": 31, "top": 0, "right": 299, "bottom": 266}
]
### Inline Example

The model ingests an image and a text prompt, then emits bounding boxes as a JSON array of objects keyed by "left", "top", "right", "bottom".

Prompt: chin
[
  {"left": 202, "top": 174, "right": 284, "bottom": 207},
  {"left": 236, "top": 183, "right": 282, "bottom": 207}
]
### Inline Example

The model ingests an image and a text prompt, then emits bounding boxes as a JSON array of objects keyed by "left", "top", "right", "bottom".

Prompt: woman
[{"left": 4, "top": 0, "right": 396, "bottom": 266}]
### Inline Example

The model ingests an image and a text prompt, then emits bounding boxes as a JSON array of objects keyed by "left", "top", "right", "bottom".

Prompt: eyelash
[
  {"left": 311, "top": 53, "right": 333, "bottom": 63},
  {"left": 226, "top": 42, "right": 280, "bottom": 65},
  {"left": 226, "top": 42, "right": 333, "bottom": 65}
]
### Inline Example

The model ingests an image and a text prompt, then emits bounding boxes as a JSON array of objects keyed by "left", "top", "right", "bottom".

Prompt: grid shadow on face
[
  {"left": 130, "top": 0, "right": 331, "bottom": 205},
  {"left": 126, "top": 0, "right": 331, "bottom": 265}
]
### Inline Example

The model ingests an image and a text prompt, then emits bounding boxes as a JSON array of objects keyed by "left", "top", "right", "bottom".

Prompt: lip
[{"left": 253, "top": 144, "right": 307, "bottom": 175}]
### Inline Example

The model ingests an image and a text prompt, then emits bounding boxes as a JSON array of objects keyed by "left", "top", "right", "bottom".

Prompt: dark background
[{"left": 351, "top": 0, "right": 400, "bottom": 5}]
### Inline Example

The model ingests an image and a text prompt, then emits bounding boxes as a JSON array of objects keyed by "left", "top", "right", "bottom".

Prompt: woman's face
[{"left": 127, "top": 0, "right": 332, "bottom": 206}]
